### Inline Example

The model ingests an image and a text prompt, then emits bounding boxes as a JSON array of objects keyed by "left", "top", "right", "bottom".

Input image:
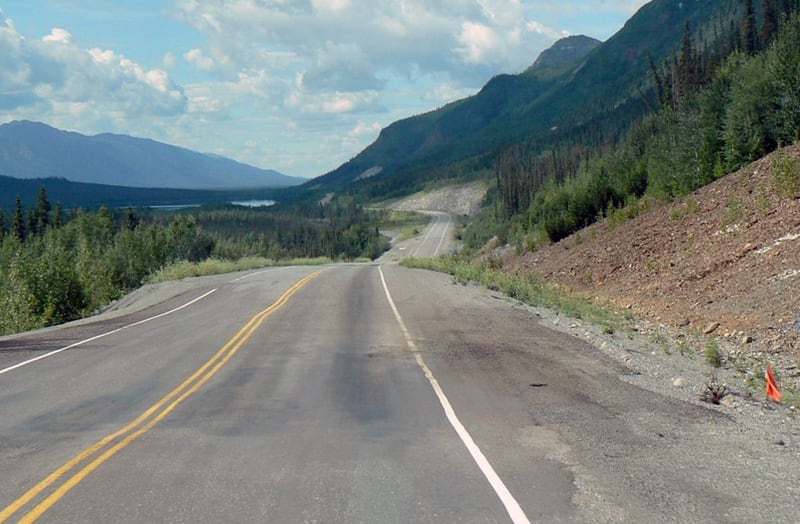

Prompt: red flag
[{"left": 766, "top": 365, "right": 782, "bottom": 403}]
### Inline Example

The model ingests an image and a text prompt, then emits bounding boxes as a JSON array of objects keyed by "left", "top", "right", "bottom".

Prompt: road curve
[
  {"left": 410, "top": 211, "right": 455, "bottom": 258},
  {"left": 1, "top": 224, "right": 795, "bottom": 522}
]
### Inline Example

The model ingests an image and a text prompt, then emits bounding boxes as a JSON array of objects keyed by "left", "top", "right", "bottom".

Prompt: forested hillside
[
  {"left": 310, "top": 0, "right": 742, "bottom": 200},
  {"left": 466, "top": 0, "right": 800, "bottom": 249}
]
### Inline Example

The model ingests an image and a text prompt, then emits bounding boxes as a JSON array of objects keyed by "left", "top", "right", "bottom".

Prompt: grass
[
  {"left": 148, "top": 256, "right": 330, "bottom": 283},
  {"left": 378, "top": 210, "right": 430, "bottom": 241},
  {"left": 670, "top": 199, "right": 700, "bottom": 221},
  {"left": 704, "top": 339, "right": 723, "bottom": 367},
  {"left": 401, "top": 255, "right": 624, "bottom": 332},
  {"left": 772, "top": 150, "right": 800, "bottom": 198}
]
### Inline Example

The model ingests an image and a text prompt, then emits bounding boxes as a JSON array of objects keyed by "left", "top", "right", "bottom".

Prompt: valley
[{"left": 2, "top": 1, "right": 800, "bottom": 521}]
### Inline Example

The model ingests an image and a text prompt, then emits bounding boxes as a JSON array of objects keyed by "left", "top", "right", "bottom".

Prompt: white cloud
[
  {"left": 42, "top": 27, "right": 72, "bottom": 44},
  {"left": 312, "top": 0, "right": 351, "bottom": 13},
  {"left": 527, "top": 20, "right": 569, "bottom": 40},
  {"left": 348, "top": 121, "right": 381, "bottom": 138},
  {"left": 287, "top": 87, "right": 379, "bottom": 115},
  {"left": 163, "top": 52, "right": 178, "bottom": 69},
  {"left": 457, "top": 21, "right": 499, "bottom": 64},
  {"left": 0, "top": 10, "right": 186, "bottom": 118},
  {"left": 185, "top": 48, "right": 215, "bottom": 71},
  {"left": 172, "top": 0, "right": 563, "bottom": 90},
  {"left": 187, "top": 95, "right": 222, "bottom": 114}
]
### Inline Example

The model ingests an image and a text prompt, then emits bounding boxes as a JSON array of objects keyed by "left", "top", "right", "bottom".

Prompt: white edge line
[
  {"left": 232, "top": 266, "right": 294, "bottom": 282},
  {"left": 0, "top": 288, "right": 218, "bottom": 376},
  {"left": 378, "top": 266, "right": 531, "bottom": 524},
  {"left": 433, "top": 214, "right": 451, "bottom": 257},
  {"left": 411, "top": 213, "right": 441, "bottom": 257}
]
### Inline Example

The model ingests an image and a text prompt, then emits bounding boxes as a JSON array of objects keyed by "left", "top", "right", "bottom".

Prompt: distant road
[
  {"left": 0, "top": 216, "right": 773, "bottom": 522},
  {"left": 410, "top": 211, "right": 455, "bottom": 257}
]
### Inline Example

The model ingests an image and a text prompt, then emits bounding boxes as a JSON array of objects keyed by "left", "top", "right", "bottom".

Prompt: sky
[{"left": 0, "top": 1, "right": 649, "bottom": 179}]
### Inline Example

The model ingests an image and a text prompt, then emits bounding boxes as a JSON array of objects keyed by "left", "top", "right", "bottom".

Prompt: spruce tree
[
  {"left": 124, "top": 207, "right": 139, "bottom": 231},
  {"left": 27, "top": 209, "right": 38, "bottom": 237},
  {"left": 743, "top": 0, "right": 757, "bottom": 54},
  {"left": 762, "top": 0, "right": 780, "bottom": 47},
  {"left": 12, "top": 195, "right": 25, "bottom": 241},
  {"left": 53, "top": 203, "right": 63, "bottom": 228},
  {"left": 36, "top": 186, "right": 51, "bottom": 232}
]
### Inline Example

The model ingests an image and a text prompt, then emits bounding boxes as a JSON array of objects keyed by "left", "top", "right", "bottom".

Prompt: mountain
[
  {"left": 523, "top": 35, "right": 602, "bottom": 79},
  {"left": 311, "top": 0, "right": 733, "bottom": 195},
  {"left": 311, "top": 34, "right": 601, "bottom": 191},
  {"left": 0, "top": 121, "right": 305, "bottom": 189}
]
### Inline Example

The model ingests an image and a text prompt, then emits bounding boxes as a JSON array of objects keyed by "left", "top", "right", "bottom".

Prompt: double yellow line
[{"left": 1, "top": 270, "right": 322, "bottom": 524}]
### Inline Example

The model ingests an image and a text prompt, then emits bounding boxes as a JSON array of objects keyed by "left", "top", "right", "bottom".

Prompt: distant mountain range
[
  {"left": 0, "top": 121, "right": 304, "bottom": 189},
  {"left": 311, "top": 0, "right": 730, "bottom": 195}
]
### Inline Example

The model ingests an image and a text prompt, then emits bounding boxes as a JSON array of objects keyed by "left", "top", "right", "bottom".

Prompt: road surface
[
  {"left": 0, "top": 216, "right": 794, "bottom": 523},
  {"left": 409, "top": 211, "right": 455, "bottom": 257}
]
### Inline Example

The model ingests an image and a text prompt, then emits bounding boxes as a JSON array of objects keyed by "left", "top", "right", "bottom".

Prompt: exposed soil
[
  {"left": 386, "top": 181, "right": 487, "bottom": 216},
  {"left": 502, "top": 145, "right": 800, "bottom": 390}
]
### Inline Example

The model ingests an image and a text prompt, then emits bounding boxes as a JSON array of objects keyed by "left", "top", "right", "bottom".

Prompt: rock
[
  {"left": 739, "top": 243, "right": 758, "bottom": 257},
  {"left": 672, "top": 377, "right": 686, "bottom": 388},
  {"left": 741, "top": 335, "right": 754, "bottom": 344},
  {"left": 679, "top": 318, "right": 691, "bottom": 327},
  {"left": 704, "top": 322, "right": 720, "bottom": 334},
  {"left": 721, "top": 396, "right": 737, "bottom": 408}
]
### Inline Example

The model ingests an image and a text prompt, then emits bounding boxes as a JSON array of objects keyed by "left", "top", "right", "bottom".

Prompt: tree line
[{"left": 0, "top": 191, "right": 389, "bottom": 335}]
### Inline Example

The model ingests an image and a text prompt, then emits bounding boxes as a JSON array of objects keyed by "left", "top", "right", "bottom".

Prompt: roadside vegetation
[
  {"left": 376, "top": 210, "right": 430, "bottom": 242},
  {"left": 0, "top": 191, "right": 390, "bottom": 335},
  {"left": 401, "top": 254, "right": 626, "bottom": 334},
  {"left": 466, "top": 5, "right": 800, "bottom": 251},
  {"left": 147, "top": 257, "right": 330, "bottom": 283}
]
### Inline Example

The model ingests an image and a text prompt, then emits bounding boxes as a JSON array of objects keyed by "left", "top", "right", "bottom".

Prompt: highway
[
  {"left": 0, "top": 214, "right": 780, "bottom": 522},
  {"left": 409, "top": 211, "right": 455, "bottom": 257}
]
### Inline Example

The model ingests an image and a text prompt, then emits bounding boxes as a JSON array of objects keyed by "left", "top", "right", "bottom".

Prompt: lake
[
  {"left": 231, "top": 200, "right": 276, "bottom": 207},
  {"left": 148, "top": 199, "right": 276, "bottom": 210}
]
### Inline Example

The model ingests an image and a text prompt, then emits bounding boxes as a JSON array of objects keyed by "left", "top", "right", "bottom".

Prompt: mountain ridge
[
  {"left": 0, "top": 120, "right": 304, "bottom": 190},
  {"left": 310, "top": 0, "right": 734, "bottom": 197}
]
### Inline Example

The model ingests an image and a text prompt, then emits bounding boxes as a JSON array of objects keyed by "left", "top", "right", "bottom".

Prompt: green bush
[
  {"left": 772, "top": 150, "right": 800, "bottom": 197},
  {"left": 704, "top": 340, "right": 723, "bottom": 368}
]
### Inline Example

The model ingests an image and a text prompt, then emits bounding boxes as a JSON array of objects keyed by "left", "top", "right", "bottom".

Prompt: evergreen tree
[
  {"left": 762, "top": 0, "right": 780, "bottom": 46},
  {"left": 0, "top": 208, "right": 4, "bottom": 237},
  {"left": 12, "top": 196, "right": 25, "bottom": 241},
  {"left": 36, "top": 186, "right": 51, "bottom": 232},
  {"left": 124, "top": 207, "right": 139, "bottom": 231},
  {"left": 649, "top": 52, "right": 666, "bottom": 108},
  {"left": 678, "top": 22, "right": 697, "bottom": 100},
  {"left": 743, "top": 0, "right": 757, "bottom": 54},
  {"left": 27, "top": 209, "right": 38, "bottom": 238},
  {"left": 53, "top": 203, "right": 63, "bottom": 228}
]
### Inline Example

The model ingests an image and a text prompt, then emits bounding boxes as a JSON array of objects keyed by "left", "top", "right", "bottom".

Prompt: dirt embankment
[
  {"left": 501, "top": 146, "right": 800, "bottom": 389},
  {"left": 388, "top": 182, "right": 486, "bottom": 216}
]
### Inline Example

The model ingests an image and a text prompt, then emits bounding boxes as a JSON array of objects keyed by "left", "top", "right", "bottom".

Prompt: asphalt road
[
  {"left": 0, "top": 215, "right": 785, "bottom": 522},
  {"left": 409, "top": 211, "right": 455, "bottom": 258}
]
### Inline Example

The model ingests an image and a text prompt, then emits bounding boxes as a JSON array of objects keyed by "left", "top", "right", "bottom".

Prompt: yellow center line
[{"left": 1, "top": 270, "right": 322, "bottom": 524}]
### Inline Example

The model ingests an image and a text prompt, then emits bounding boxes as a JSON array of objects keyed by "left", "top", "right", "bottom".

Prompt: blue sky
[{"left": 0, "top": 1, "right": 648, "bottom": 179}]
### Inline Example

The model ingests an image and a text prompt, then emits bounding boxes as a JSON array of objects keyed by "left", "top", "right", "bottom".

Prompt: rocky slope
[{"left": 502, "top": 145, "right": 800, "bottom": 393}]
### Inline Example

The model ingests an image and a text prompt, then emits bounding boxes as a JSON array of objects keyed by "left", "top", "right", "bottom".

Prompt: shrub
[
  {"left": 704, "top": 340, "right": 723, "bottom": 367},
  {"left": 772, "top": 150, "right": 800, "bottom": 198}
]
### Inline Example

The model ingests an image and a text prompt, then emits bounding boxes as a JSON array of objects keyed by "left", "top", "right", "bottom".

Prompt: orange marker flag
[{"left": 766, "top": 365, "right": 782, "bottom": 403}]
